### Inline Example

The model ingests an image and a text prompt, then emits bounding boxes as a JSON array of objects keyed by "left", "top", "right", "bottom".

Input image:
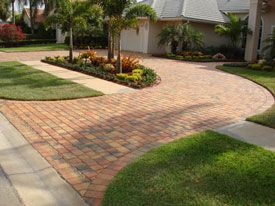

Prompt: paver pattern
[{"left": 0, "top": 51, "right": 273, "bottom": 205}]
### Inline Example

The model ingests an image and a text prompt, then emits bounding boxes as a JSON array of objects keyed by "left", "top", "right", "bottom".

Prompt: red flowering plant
[{"left": 0, "top": 24, "right": 26, "bottom": 42}]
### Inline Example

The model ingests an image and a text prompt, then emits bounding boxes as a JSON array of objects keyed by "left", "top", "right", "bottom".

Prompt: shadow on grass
[{"left": 102, "top": 131, "right": 275, "bottom": 206}]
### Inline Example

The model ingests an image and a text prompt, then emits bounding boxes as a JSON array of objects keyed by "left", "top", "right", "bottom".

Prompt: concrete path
[
  {"left": 20, "top": 60, "right": 135, "bottom": 95},
  {"left": 0, "top": 113, "right": 87, "bottom": 206},
  {"left": 216, "top": 121, "right": 275, "bottom": 151}
]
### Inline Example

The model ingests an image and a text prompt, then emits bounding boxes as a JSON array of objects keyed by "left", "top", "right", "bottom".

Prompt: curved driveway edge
[{"left": 0, "top": 53, "right": 273, "bottom": 205}]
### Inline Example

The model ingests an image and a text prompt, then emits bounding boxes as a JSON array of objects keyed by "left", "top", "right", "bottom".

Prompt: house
[
  {"left": 22, "top": 8, "right": 46, "bottom": 29},
  {"left": 121, "top": 0, "right": 275, "bottom": 62}
]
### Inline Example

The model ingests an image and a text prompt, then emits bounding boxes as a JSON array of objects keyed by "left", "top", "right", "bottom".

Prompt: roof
[
  {"left": 23, "top": 8, "right": 46, "bottom": 23},
  {"left": 140, "top": 0, "right": 250, "bottom": 23}
]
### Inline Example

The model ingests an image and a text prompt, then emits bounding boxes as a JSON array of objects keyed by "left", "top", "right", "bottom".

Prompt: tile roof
[{"left": 140, "top": 0, "right": 250, "bottom": 23}]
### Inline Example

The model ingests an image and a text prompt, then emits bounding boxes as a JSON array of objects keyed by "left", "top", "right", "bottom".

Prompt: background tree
[
  {"left": 158, "top": 25, "right": 180, "bottom": 54},
  {"left": 0, "top": 0, "right": 10, "bottom": 21},
  {"left": 215, "top": 14, "right": 250, "bottom": 48},
  {"left": 46, "top": 0, "right": 103, "bottom": 62}
]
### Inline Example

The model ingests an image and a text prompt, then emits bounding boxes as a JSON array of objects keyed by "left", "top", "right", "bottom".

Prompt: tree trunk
[
  {"left": 30, "top": 6, "right": 34, "bottom": 34},
  {"left": 116, "top": 33, "right": 122, "bottom": 73},
  {"left": 111, "top": 34, "right": 115, "bottom": 58},
  {"left": 69, "top": 27, "right": 74, "bottom": 62},
  {"left": 107, "top": 29, "right": 112, "bottom": 61},
  {"left": 12, "top": 1, "right": 15, "bottom": 24}
]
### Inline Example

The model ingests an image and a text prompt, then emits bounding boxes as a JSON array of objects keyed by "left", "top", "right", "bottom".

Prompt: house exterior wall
[
  {"left": 121, "top": 19, "right": 229, "bottom": 54},
  {"left": 262, "top": 2, "right": 275, "bottom": 41}
]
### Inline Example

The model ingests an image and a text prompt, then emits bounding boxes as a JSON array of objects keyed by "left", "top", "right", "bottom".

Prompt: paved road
[{"left": 0, "top": 50, "right": 273, "bottom": 205}]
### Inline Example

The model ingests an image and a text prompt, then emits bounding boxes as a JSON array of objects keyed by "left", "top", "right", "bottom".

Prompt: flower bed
[
  {"left": 158, "top": 51, "right": 235, "bottom": 62},
  {"left": 42, "top": 51, "right": 159, "bottom": 89}
]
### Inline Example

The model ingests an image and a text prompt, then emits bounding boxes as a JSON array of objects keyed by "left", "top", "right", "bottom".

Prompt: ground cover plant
[
  {"left": 103, "top": 131, "right": 275, "bottom": 206},
  {"left": 42, "top": 50, "right": 158, "bottom": 89},
  {"left": 0, "top": 61, "right": 102, "bottom": 100}
]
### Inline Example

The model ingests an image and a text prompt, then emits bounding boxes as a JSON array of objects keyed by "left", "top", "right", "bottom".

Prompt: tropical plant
[
  {"left": 215, "top": 14, "right": 250, "bottom": 48},
  {"left": 158, "top": 23, "right": 204, "bottom": 54},
  {"left": 46, "top": 0, "right": 103, "bottom": 62},
  {"left": 262, "top": 30, "right": 275, "bottom": 61},
  {"left": 101, "top": 0, "right": 157, "bottom": 73}
]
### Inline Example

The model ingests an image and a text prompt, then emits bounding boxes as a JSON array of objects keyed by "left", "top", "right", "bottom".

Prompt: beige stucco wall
[{"left": 262, "top": 0, "right": 275, "bottom": 41}]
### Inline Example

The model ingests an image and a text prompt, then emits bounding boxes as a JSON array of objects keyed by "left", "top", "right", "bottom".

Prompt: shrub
[
  {"left": 116, "top": 73, "right": 128, "bottom": 80},
  {"left": 122, "top": 56, "right": 139, "bottom": 73},
  {"left": 213, "top": 53, "right": 226, "bottom": 60},
  {"left": 91, "top": 56, "right": 108, "bottom": 67},
  {"left": 250, "top": 63, "right": 262, "bottom": 70},
  {"left": 262, "top": 65, "right": 273, "bottom": 72},
  {"left": 101, "top": 63, "right": 116, "bottom": 73},
  {"left": 0, "top": 24, "right": 26, "bottom": 42},
  {"left": 132, "top": 69, "right": 144, "bottom": 76}
]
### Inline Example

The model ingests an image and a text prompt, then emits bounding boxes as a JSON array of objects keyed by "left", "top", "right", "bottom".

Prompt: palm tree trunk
[
  {"left": 111, "top": 34, "right": 115, "bottom": 58},
  {"left": 107, "top": 29, "right": 112, "bottom": 61},
  {"left": 116, "top": 33, "right": 122, "bottom": 73},
  {"left": 69, "top": 26, "right": 74, "bottom": 62},
  {"left": 30, "top": 6, "right": 34, "bottom": 34},
  {"left": 11, "top": 0, "right": 15, "bottom": 24}
]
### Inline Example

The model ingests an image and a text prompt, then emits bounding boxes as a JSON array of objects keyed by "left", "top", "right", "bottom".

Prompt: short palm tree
[
  {"left": 262, "top": 30, "right": 275, "bottom": 61},
  {"left": 215, "top": 14, "right": 249, "bottom": 48},
  {"left": 158, "top": 25, "right": 181, "bottom": 54},
  {"left": 46, "top": 0, "right": 103, "bottom": 62},
  {"left": 101, "top": 1, "right": 157, "bottom": 72},
  {"left": 158, "top": 23, "right": 204, "bottom": 54}
]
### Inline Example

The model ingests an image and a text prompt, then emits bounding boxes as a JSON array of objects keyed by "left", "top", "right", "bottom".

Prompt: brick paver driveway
[{"left": 0, "top": 51, "right": 273, "bottom": 205}]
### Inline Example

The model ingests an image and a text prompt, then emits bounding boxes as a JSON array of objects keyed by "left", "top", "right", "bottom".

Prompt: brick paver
[{"left": 0, "top": 51, "right": 273, "bottom": 205}]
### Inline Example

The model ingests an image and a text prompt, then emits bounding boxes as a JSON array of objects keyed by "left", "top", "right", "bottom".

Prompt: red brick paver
[{"left": 0, "top": 51, "right": 273, "bottom": 205}]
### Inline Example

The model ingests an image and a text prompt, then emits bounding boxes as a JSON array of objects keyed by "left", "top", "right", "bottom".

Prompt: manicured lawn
[
  {"left": 103, "top": 131, "right": 275, "bottom": 206},
  {"left": 217, "top": 66, "right": 275, "bottom": 129},
  {"left": 0, "top": 44, "right": 68, "bottom": 52},
  {"left": 0, "top": 62, "right": 103, "bottom": 100}
]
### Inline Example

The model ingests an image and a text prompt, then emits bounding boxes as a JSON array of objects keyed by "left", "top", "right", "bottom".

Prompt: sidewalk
[
  {"left": 216, "top": 121, "right": 275, "bottom": 152},
  {"left": 20, "top": 61, "right": 136, "bottom": 95},
  {"left": 0, "top": 113, "right": 87, "bottom": 206}
]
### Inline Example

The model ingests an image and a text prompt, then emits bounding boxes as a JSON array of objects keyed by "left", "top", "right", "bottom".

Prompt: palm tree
[
  {"left": 0, "top": 0, "right": 10, "bottom": 21},
  {"left": 101, "top": 1, "right": 157, "bottom": 72},
  {"left": 262, "top": 30, "right": 275, "bottom": 61},
  {"left": 46, "top": 0, "right": 103, "bottom": 62},
  {"left": 158, "top": 23, "right": 204, "bottom": 54},
  {"left": 158, "top": 25, "right": 180, "bottom": 54},
  {"left": 215, "top": 14, "right": 250, "bottom": 48}
]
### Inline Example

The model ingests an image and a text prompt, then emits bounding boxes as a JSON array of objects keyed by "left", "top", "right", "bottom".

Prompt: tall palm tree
[
  {"left": 46, "top": 0, "right": 103, "bottom": 62},
  {"left": 101, "top": 1, "right": 157, "bottom": 72},
  {"left": 215, "top": 14, "right": 250, "bottom": 48}
]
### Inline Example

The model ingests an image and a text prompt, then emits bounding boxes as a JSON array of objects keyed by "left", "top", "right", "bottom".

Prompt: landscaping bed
[
  {"left": 156, "top": 51, "right": 242, "bottom": 62},
  {"left": 217, "top": 64, "right": 275, "bottom": 129},
  {"left": 103, "top": 131, "right": 275, "bottom": 206},
  {"left": 42, "top": 51, "right": 159, "bottom": 89},
  {"left": 0, "top": 61, "right": 102, "bottom": 101}
]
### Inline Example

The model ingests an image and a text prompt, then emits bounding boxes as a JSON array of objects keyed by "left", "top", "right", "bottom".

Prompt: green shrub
[
  {"left": 132, "top": 69, "right": 144, "bottom": 75},
  {"left": 223, "top": 62, "right": 249, "bottom": 67},
  {"left": 250, "top": 63, "right": 262, "bottom": 70},
  {"left": 262, "top": 65, "right": 273, "bottom": 72},
  {"left": 116, "top": 73, "right": 128, "bottom": 80}
]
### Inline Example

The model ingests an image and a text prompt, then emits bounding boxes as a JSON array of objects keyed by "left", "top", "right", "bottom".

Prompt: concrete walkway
[
  {"left": 20, "top": 61, "right": 136, "bottom": 95},
  {"left": 216, "top": 121, "right": 275, "bottom": 152},
  {"left": 0, "top": 113, "right": 87, "bottom": 206}
]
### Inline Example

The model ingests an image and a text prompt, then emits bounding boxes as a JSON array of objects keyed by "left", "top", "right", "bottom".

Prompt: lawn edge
[{"left": 216, "top": 65, "right": 275, "bottom": 128}]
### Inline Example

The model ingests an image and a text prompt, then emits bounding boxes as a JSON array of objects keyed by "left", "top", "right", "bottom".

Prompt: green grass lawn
[
  {"left": 0, "top": 62, "right": 103, "bottom": 100},
  {"left": 0, "top": 44, "right": 68, "bottom": 52},
  {"left": 103, "top": 131, "right": 275, "bottom": 206},
  {"left": 218, "top": 66, "right": 275, "bottom": 129}
]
